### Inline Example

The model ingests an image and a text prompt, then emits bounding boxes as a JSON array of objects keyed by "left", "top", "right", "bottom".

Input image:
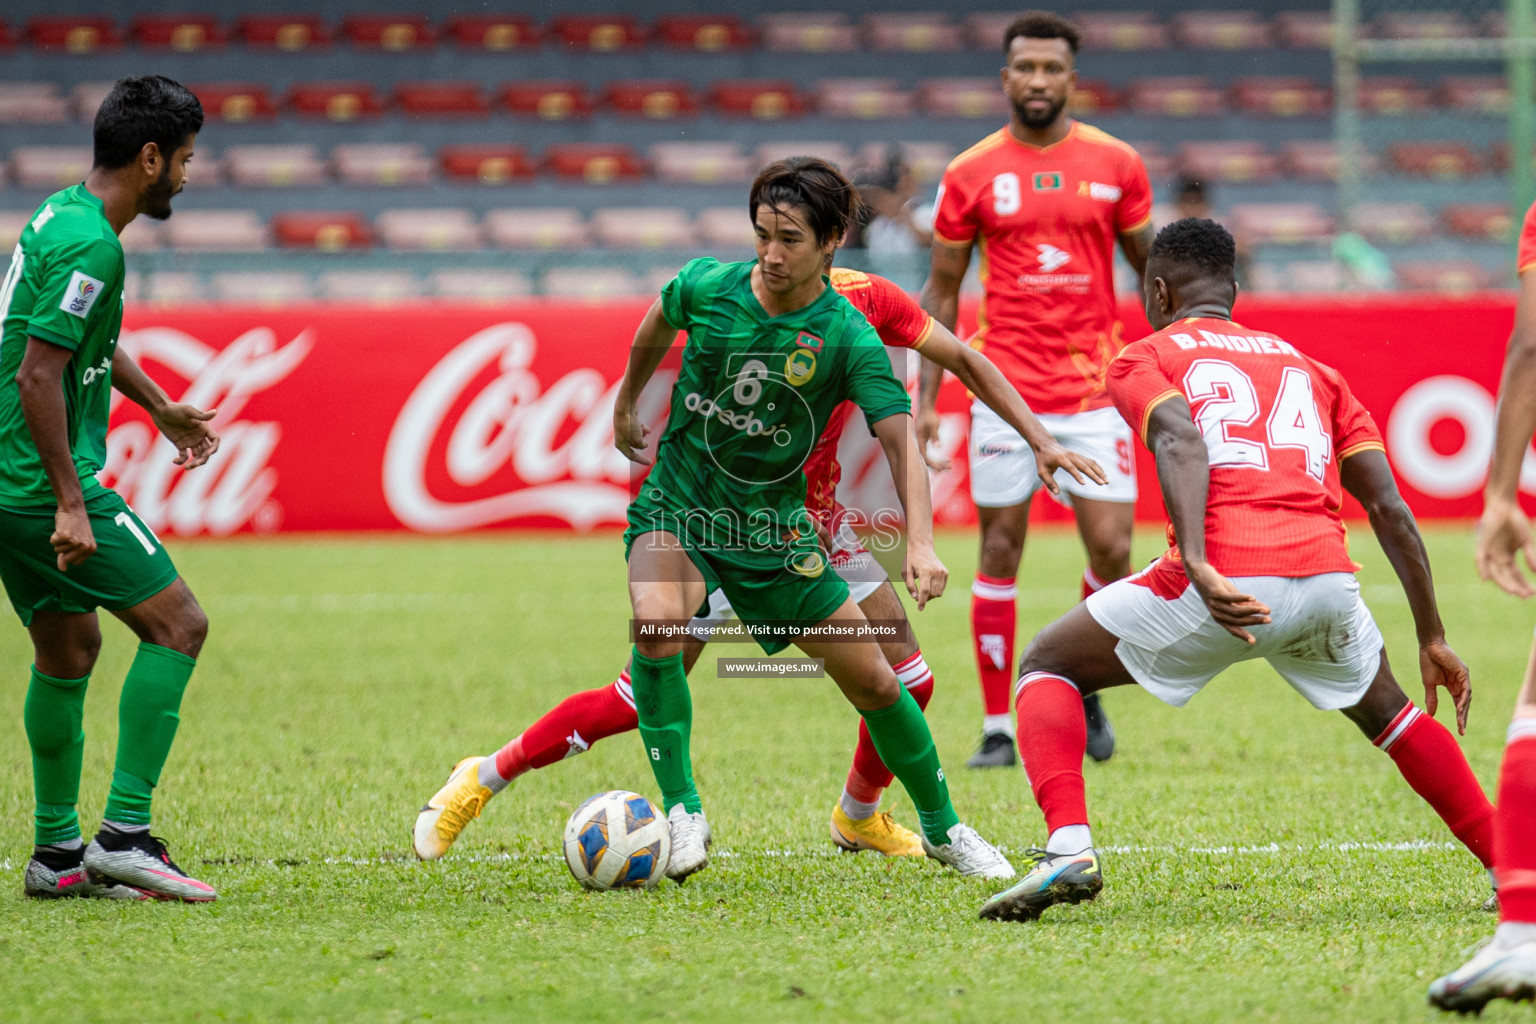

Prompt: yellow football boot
[
  {"left": 413, "top": 756, "right": 495, "bottom": 860},
  {"left": 829, "top": 803, "right": 925, "bottom": 857}
]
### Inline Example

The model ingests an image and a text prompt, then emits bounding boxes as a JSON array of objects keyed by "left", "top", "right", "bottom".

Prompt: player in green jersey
[
  {"left": 1, "top": 76, "right": 220, "bottom": 902},
  {"left": 614, "top": 157, "right": 1016, "bottom": 882}
]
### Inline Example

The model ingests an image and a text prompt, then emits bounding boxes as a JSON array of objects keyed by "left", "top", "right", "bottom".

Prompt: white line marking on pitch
[{"left": 205, "top": 593, "right": 489, "bottom": 613}]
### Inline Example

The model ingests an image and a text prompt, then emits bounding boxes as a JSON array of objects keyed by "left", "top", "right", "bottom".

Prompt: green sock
[
  {"left": 630, "top": 648, "right": 701, "bottom": 814},
  {"left": 859, "top": 686, "right": 960, "bottom": 846},
  {"left": 103, "top": 643, "right": 197, "bottom": 827},
  {"left": 24, "top": 667, "right": 89, "bottom": 846}
]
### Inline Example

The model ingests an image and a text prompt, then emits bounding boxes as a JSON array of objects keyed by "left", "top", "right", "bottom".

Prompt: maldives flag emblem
[
  {"left": 794, "top": 331, "right": 823, "bottom": 351},
  {"left": 1033, "top": 172, "right": 1063, "bottom": 192}
]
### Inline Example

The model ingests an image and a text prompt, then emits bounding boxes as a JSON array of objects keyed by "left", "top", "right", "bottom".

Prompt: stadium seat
[
  {"left": 28, "top": 17, "right": 121, "bottom": 53},
  {"left": 1230, "top": 77, "right": 1330, "bottom": 118},
  {"left": 544, "top": 144, "right": 647, "bottom": 183},
  {"left": 591, "top": 208, "right": 697, "bottom": 249},
  {"left": 816, "top": 79, "right": 915, "bottom": 119},
  {"left": 1439, "top": 76, "right": 1508, "bottom": 115},
  {"left": 444, "top": 15, "right": 539, "bottom": 50},
  {"left": 542, "top": 267, "right": 645, "bottom": 299},
  {"left": 1395, "top": 261, "right": 1499, "bottom": 294},
  {"left": 1173, "top": 12, "right": 1271, "bottom": 49},
  {"left": 1388, "top": 142, "right": 1482, "bottom": 179},
  {"left": 1126, "top": 77, "right": 1225, "bottom": 117},
  {"left": 962, "top": 13, "right": 1014, "bottom": 51},
  {"left": 10, "top": 147, "right": 92, "bottom": 189},
  {"left": 132, "top": 15, "right": 226, "bottom": 51},
  {"left": 1067, "top": 80, "right": 1119, "bottom": 117},
  {"left": 605, "top": 81, "right": 700, "bottom": 120},
  {"left": 0, "top": 22, "right": 15, "bottom": 50},
  {"left": 271, "top": 212, "right": 372, "bottom": 250},
  {"left": 500, "top": 81, "right": 595, "bottom": 120},
  {"left": 0, "top": 83, "right": 69, "bottom": 124},
  {"left": 696, "top": 207, "right": 756, "bottom": 248},
  {"left": 1358, "top": 77, "right": 1433, "bottom": 115},
  {"left": 190, "top": 83, "right": 277, "bottom": 123},
  {"left": 1128, "top": 141, "right": 1175, "bottom": 181},
  {"left": 320, "top": 271, "right": 422, "bottom": 304},
  {"left": 118, "top": 218, "right": 163, "bottom": 253},
  {"left": 210, "top": 271, "right": 314, "bottom": 304},
  {"left": 0, "top": 211, "right": 31, "bottom": 249},
  {"left": 759, "top": 14, "right": 857, "bottom": 52},
  {"left": 649, "top": 143, "right": 754, "bottom": 185},
  {"left": 439, "top": 145, "right": 536, "bottom": 183},
  {"left": 1177, "top": 142, "right": 1281, "bottom": 184},
  {"left": 332, "top": 144, "right": 434, "bottom": 187},
  {"left": 1076, "top": 13, "right": 1170, "bottom": 51},
  {"left": 224, "top": 145, "right": 327, "bottom": 187},
  {"left": 288, "top": 82, "right": 384, "bottom": 121},
  {"left": 236, "top": 15, "right": 330, "bottom": 50},
  {"left": 653, "top": 15, "right": 753, "bottom": 51},
  {"left": 1280, "top": 140, "right": 1375, "bottom": 181},
  {"left": 1441, "top": 203, "right": 1513, "bottom": 241},
  {"left": 376, "top": 208, "right": 482, "bottom": 250},
  {"left": 1248, "top": 260, "right": 1346, "bottom": 293},
  {"left": 342, "top": 15, "right": 435, "bottom": 51},
  {"left": 145, "top": 272, "right": 206, "bottom": 305},
  {"left": 428, "top": 269, "right": 534, "bottom": 301},
  {"left": 710, "top": 80, "right": 809, "bottom": 119},
  {"left": 917, "top": 78, "right": 1008, "bottom": 119},
  {"left": 164, "top": 209, "right": 267, "bottom": 250},
  {"left": 1274, "top": 11, "right": 1334, "bottom": 48},
  {"left": 855, "top": 141, "right": 957, "bottom": 184},
  {"left": 862, "top": 14, "right": 962, "bottom": 52},
  {"left": 1347, "top": 202, "right": 1435, "bottom": 244},
  {"left": 1375, "top": 12, "right": 1475, "bottom": 40},
  {"left": 549, "top": 15, "right": 644, "bottom": 51},
  {"left": 1229, "top": 203, "right": 1335, "bottom": 244},
  {"left": 69, "top": 82, "right": 113, "bottom": 122},
  {"left": 394, "top": 82, "right": 490, "bottom": 118},
  {"left": 644, "top": 265, "right": 685, "bottom": 294},
  {"left": 755, "top": 141, "right": 854, "bottom": 170},
  {"left": 484, "top": 208, "right": 590, "bottom": 249}
]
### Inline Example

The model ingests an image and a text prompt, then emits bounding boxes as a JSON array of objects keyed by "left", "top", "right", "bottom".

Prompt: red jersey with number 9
[{"left": 1107, "top": 316, "right": 1384, "bottom": 578}]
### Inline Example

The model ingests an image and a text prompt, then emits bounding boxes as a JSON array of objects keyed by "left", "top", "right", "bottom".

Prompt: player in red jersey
[
  {"left": 412, "top": 267, "right": 1104, "bottom": 862},
  {"left": 978, "top": 218, "right": 1497, "bottom": 922},
  {"left": 1428, "top": 202, "right": 1536, "bottom": 1011},
  {"left": 919, "top": 12, "right": 1155, "bottom": 768}
]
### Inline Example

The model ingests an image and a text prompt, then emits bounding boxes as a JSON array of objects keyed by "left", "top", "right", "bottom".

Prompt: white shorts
[
  {"left": 1084, "top": 570, "right": 1385, "bottom": 711},
  {"left": 968, "top": 401, "right": 1137, "bottom": 508},
  {"left": 686, "top": 519, "right": 886, "bottom": 640}
]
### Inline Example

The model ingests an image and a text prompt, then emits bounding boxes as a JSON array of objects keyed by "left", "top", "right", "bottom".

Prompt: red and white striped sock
[
  {"left": 1081, "top": 567, "right": 1108, "bottom": 602},
  {"left": 480, "top": 674, "right": 640, "bottom": 792},
  {"left": 842, "top": 652, "right": 935, "bottom": 819},
  {"left": 1015, "top": 671, "right": 1091, "bottom": 849},
  {"left": 1373, "top": 703, "right": 1495, "bottom": 868},
  {"left": 1496, "top": 717, "right": 1536, "bottom": 924},
  {"left": 972, "top": 574, "right": 1017, "bottom": 733}
]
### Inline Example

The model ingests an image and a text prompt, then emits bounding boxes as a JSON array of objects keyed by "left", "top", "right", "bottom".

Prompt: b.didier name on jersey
[{"left": 1168, "top": 329, "right": 1300, "bottom": 357}]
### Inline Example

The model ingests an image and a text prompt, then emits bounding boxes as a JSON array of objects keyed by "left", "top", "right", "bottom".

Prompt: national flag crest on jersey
[{"left": 1033, "top": 172, "right": 1063, "bottom": 192}]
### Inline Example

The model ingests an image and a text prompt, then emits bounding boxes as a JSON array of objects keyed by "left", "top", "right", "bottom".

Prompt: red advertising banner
[{"left": 109, "top": 295, "right": 1522, "bottom": 537}]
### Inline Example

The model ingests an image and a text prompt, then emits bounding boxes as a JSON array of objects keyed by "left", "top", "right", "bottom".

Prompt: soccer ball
[{"left": 562, "top": 790, "right": 671, "bottom": 890}]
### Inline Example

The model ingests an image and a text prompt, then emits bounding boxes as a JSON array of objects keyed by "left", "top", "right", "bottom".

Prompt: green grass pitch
[{"left": 0, "top": 525, "right": 1529, "bottom": 1022}]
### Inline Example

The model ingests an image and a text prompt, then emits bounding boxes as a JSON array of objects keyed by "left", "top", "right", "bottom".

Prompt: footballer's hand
[
  {"left": 915, "top": 407, "right": 950, "bottom": 472},
  {"left": 1420, "top": 638, "right": 1472, "bottom": 735},
  {"left": 1185, "top": 560, "right": 1270, "bottom": 644},
  {"left": 153, "top": 403, "right": 220, "bottom": 470},
  {"left": 1476, "top": 498, "right": 1536, "bottom": 598},
  {"left": 51, "top": 507, "right": 96, "bottom": 571},
  {"left": 904, "top": 545, "right": 948, "bottom": 611},
  {"left": 614, "top": 405, "right": 652, "bottom": 466},
  {"left": 1033, "top": 441, "right": 1107, "bottom": 496}
]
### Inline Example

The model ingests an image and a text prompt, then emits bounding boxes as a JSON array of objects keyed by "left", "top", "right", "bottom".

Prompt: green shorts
[{"left": 0, "top": 490, "right": 179, "bottom": 626}]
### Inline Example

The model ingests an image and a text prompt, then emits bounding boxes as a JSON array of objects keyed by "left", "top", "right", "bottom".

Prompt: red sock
[
  {"left": 1015, "top": 672, "right": 1090, "bottom": 832},
  {"left": 1081, "top": 567, "right": 1108, "bottom": 602},
  {"left": 492, "top": 674, "right": 640, "bottom": 781},
  {"left": 846, "top": 652, "right": 935, "bottom": 801},
  {"left": 1496, "top": 719, "right": 1536, "bottom": 923},
  {"left": 972, "top": 574, "right": 1017, "bottom": 717},
  {"left": 1374, "top": 704, "right": 1495, "bottom": 868}
]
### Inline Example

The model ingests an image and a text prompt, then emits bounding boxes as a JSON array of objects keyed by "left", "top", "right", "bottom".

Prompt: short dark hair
[
  {"left": 93, "top": 75, "right": 204, "bottom": 171},
  {"left": 1149, "top": 218, "right": 1236, "bottom": 277},
  {"left": 1004, "top": 11, "right": 1081, "bottom": 56},
  {"left": 749, "top": 156, "right": 861, "bottom": 246}
]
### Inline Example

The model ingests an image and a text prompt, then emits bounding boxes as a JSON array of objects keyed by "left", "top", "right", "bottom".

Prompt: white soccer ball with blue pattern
[{"left": 562, "top": 791, "right": 671, "bottom": 891}]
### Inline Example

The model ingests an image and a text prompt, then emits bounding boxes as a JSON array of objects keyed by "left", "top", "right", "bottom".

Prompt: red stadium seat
[
  {"left": 758, "top": 14, "right": 856, "bottom": 52},
  {"left": 918, "top": 78, "right": 1008, "bottom": 119},
  {"left": 1441, "top": 203, "right": 1513, "bottom": 241},
  {"left": 1388, "top": 142, "right": 1482, "bottom": 179},
  {"left": 549, "top": 15, "right": 644, "bottom": 51},
  {"left": 429, "top": 270, "right": 533, "bottom": 301},
  {"left": 0, "top": 83, "right": 69, "bottom": 124},
  {"left": 223, "top": 145, "right": 327, "bottom": 188},
  {"left": 1068, "top": 80, "right": 1119, "bottom": 117},
  {"left": 500, "top": 81, "right": 595, "bottom": 120},
  {"left": 1230, "top": 77, "right": 1330, "bottom": 117},
  {"left": 444, "top": 15, "right": 539, "bottom": 50},
  {"left": 1126, "top": 77, "right": 1225, "bottom": 117},
  {"left": 710, "top": 80, "right": 809, "bottom": 120},
  {"left": 544, "top": 144, "right": 647, "bottom": 183},
  {"left": 132, "top": 15, "right": 225, "bottom": 51},
  {"left": 320, "top": 271, "right": 422, "bottom": 304},
  {"left": 816, "top": 79, "right": 915, "bottom": 119},
  {"left": 653, "top": 16, "right": 753, "bottom": 52},
  {"left": 342, "top": 15, "right": 435, "bottom": 51},
  {"left": 1376, "top": 12, "right": 1475, "bottom": 40},
  {"left": 1173, "top": 12, "right": 1271, "bottom": 49},
  {"left": 376, "top": 209, "right": 483, "bottom": 250},
  {"left": 1395, "top": 261, "right": 1499, "bottom": 294},
  {"left": 1177, "top": 142, "right": 1281, "bottom": 184},
  {"left": 1439, "top": 76, "right": 1508, "bottom": 115},
  {"left": 649, "top": 143, "right": 754, "bottom": 185},
  {"left": 394, "top": 82, "right": 489, "bottom": 118},
  {"left": 439, "top": 145, "right": 537, "bottom": 183},
  {"left": 28, "top": 17, "right": 121, "bottom": 53},
  {"left": 862, "top": 14, "right": 962, "bottom": 52},
  {"left": 236, "top": 15, "right": 330, "bottom": 51},
  {"left": 1358, "top": 77, "right": 1433, "bottom": 115},
  {"left": 543, "top": 267, "right": 646, "bottom": 299},
  {"left": 287, "top": 82, "right": 383, "bottom": 121},
  {"left": 855, "top": 141, "right": 957, "bottom": 184},
  {"left": 165, "top": 209, "right": 268, "bottom": 250},
  {"left": 0, "top": 22, "right": 15, "bottom": 50},
  {"left": 605, "top": 81, "right": 700, "bottom": 120},
  {"left": 331, "top": 144, "right": 434, "bottom": 187},
  {"left": 1229, "top": 203, "right": 1335, "bottom": 244},
  {"left": 696, "top": 207, "right": 756, "bottom": 248},
  {"left": 591, "top": 208, "right": 697, "bottom": 249},
  {"left": 189, "top": 83, "right": 277, "bottom": 123},
  {"left": 755, "top": 141, "right": 854, "bottom": 170},
  {"left": 10, "top": 147, "right": 92, "bottom": 189},
  {"left": 1076, "top": 13, "right": 1170, "bottom": 51},
  {"left": 1347, "top": 202, "right": 1435, "bottom": 244},
  {"left": 485, "top": 209, "right": 590, "bottom": 249},
  {"left": 271, "top": 212, "right": 372, "bottom": 250},
  {"left": 1274, "top": 11, "right": 1334, "bottom": 48}
]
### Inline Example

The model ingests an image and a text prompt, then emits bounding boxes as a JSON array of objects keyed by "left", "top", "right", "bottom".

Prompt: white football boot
[
  {"left": 664, "top": 805, "right": 711, "bottom": 882},
  {"left": 921, "top": 823, "right": 1017, "bottom": 879},
  {"left": 1428, "top": 928, "right": 1536, "bottom": 1013}
]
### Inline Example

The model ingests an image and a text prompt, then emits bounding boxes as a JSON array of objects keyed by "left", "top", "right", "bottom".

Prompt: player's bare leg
[
  {"left": 969, "top": 501, "right": 1029, "bottom": 766},
  {"left": 1071, "top": 495, "right": 1136, "bottom": 763}
]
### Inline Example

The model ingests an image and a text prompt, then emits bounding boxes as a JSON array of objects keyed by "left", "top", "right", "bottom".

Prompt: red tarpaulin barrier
[{"left": 105, "top": 294, "right": 1524, "bottom": 537}]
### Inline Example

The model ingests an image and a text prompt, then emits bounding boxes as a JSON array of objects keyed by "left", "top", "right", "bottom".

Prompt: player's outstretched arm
[
  {"left": 872, "top": 412, "right": 947, "bottom": 610},
  {"left": 1341, "top": 448, "right": 1471, "bottom": 732},
  {"left": 614, "top": 298, "right": 677, "bottom": 466},
  {"left": 17, "top": 337, "right": 94, "bottom": 568},
  {"left": 112, "top": 347, "right": 220, "bottom": 469},
  {"left": 1477, "top": 268, "right": 1536, "bottom": 597},
  {"left": 915, "top": 243, "right": 971, "bottom": 469}
]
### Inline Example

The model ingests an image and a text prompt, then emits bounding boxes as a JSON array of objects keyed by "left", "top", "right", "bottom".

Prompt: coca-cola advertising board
[{"left": 108, "top": 295, "right": 1525, "bottom": 537}]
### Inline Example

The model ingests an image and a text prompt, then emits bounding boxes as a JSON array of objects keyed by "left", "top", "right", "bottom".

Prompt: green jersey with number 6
[{"left": 0, "top": 184, "right": 125, "bottom": 507}]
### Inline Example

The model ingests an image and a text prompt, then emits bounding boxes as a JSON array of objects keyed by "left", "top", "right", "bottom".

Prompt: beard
[
  {"left": 143, "top": 164, "right": 179, "bottom": 221},
  {"left": 1012, "top": 94, "right": 1067, "bottom": 130}
]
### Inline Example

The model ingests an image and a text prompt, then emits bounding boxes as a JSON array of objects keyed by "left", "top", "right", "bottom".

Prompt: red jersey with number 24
[{"left": 1107, "top": 317, "right": 1384, "bottom": 581}]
